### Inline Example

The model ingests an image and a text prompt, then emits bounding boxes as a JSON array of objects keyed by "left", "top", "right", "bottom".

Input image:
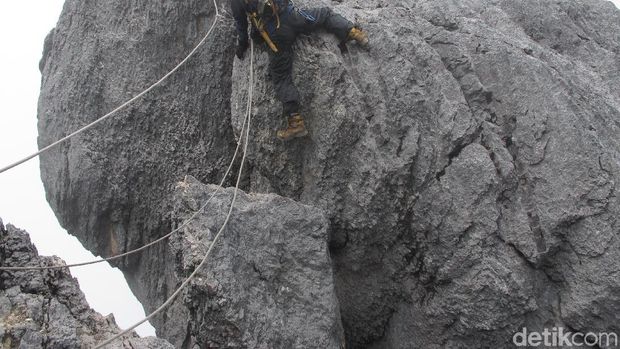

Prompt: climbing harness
[
  {"left": 93, "top": 39, "right": 256, "bottom": 349},
  {"left": 0, "top": 3, "right": 222, "bottom": 175},
  {"left": 248, "top": 0, "right": 282, "bottom": 53},
  {"left": 246, "top": 0, "right": 294, "bottom": 53},
  {"left": 249, "top": 12, "right": 279, "bottom": 53}
]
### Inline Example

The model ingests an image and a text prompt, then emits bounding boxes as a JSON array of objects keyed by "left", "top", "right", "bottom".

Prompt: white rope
[
  {"left": 0, "top": 3, "right": 222, "bottom": 175},
  {"left": 0, "top": 0, "right": 230, "bottom": 272},
  {"left": 93, "top": 40, "right": 255, "bottom": 349},
  {"left": 0, "top": 104, "right": 249, "bottom": 271}
]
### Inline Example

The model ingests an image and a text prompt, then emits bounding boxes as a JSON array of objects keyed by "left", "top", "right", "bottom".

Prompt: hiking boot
[
  {"left": 276, "top": 113, "right": 308, "bottom": 141},
  {"left": 348, "top": 27, "right": 369, "bottom": 47}
]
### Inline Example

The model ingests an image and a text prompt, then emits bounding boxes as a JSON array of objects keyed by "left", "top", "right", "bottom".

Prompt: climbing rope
[
  {"left": 1, "top": 1, "right": 256, "bottom": 345},
  {"left": 0, "top": 0, "right": 231, "bottom": 272},
  {"left": 0, "top": 1, "right": 222, "bottom": 175},
  {"left": 0, "top": 104, "right": 249, "bottom": 271},
  {"left": 93, "top": 39, "right": 255, "bottom": 349}
]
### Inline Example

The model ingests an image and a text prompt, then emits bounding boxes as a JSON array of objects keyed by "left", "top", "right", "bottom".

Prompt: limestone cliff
[{"left": 28, "top": 0, "right": 620, "bottom": 347}]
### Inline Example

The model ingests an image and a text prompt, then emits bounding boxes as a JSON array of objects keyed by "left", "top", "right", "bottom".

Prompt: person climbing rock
[{"left": 231, "top": 0, "right": 369, "bottom": 141}]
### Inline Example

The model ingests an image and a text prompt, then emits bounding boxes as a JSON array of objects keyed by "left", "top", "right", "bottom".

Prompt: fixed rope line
[
  {"left": 0, "top": 101, "right": 250, "bottom": 271},
  {"left": 93, "top": 39, "right": 255, "bottom": 349},
  {"left": 0, "top": 0, "right": 227, "bottom": 271},
  {"left": 0, "top": 6, "right": 222, "bottom": 175}
]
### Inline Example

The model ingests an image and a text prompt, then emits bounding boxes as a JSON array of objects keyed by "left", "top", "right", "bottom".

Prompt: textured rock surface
[
  {"left": 0, "top": 219, "right": 173, "bottom": 349},
  {"left": 34, "top": 0, "right": 620, "bottom": 348},
  {"left": 232, "top": 0, "right": 620, "bottom": 347},
  {"left": 36, "top": 0, "right": 238, "bottom": 314},
  {"left": 163, "top": 176, "right": 343, "bottom": 348}
]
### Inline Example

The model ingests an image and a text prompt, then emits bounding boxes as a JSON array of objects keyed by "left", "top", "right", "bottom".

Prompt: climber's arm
[{"left": 231, "top": 0, "right": 249, "bottom": 59}]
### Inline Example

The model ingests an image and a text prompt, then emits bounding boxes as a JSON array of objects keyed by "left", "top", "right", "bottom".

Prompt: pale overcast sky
[{"left": 0, "top": 0, "right": 619, "bottom": 342}]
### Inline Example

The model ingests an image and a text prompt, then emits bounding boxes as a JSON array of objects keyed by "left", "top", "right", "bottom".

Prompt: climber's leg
[
  {"left": 269, "top": 47, "right": 300, "bottom": 115},
  {"left": 269, "top": 49, "right": 309, "bottom": 140},
  {"left": 298, "top": 7, "right": 352, "bottom": 41},
  {"left": 297, "top": 7, "right": 368, "bottom": 46},
  {"left": 267, "top": 17, "right": 301, "bottom": 115}
]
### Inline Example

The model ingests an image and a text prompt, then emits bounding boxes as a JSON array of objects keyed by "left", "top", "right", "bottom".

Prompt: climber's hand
[{"left": 236, "top": 39, "right": 249, "bottom": 60}]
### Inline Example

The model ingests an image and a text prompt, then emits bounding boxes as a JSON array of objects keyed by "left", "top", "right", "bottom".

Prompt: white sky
[{"left": 0, "top": 0, "right": 619, "bottom": 343}]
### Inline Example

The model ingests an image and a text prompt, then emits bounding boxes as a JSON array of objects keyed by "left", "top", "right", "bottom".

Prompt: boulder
[{"left": 163, "top": 176, "right": 343, "bottom": 348}]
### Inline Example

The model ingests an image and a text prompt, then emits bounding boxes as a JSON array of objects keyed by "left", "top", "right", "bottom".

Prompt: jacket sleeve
[{"left": 231, "top": 0, "right": 249, "bottom": 43}]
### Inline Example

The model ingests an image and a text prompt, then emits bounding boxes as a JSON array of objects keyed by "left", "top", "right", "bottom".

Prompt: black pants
[{"left": 268, "top": 7, "right": 353, "bottom": 115}]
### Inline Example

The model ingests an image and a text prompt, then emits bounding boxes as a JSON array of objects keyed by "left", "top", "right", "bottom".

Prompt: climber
[{"left": 231, "top": 0, "right": 369, "bottom": 141}]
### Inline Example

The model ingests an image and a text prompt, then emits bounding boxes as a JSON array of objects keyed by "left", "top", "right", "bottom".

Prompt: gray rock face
[
  {"left": 232, "top": 0, "right": 620, "bottom": 346},
  {"left": 0, "top": 219, "right": 173, "bottom": 349},
  {"left": 165, "top": 176, "right": 343, "bottom": 348},
  {"left": 34, "top": 0, "right": 620, "bottom": 348},
  {"left": 37, "top": 0, "right": 238, "bottom": 302}
]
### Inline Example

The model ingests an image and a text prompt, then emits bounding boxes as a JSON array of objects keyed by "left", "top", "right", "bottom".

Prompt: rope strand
[
  {"left": 0, "top": 0, "right": 228, "bottom": 272},
  {"left": 93, "top": 39, "right": 255, "bottom": 349},
  {"left": 0, "top": 103, "right": 249, "bottom": 271},
  {"left": 0, "top": 8, "right": 221, "bottom": 174}
]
